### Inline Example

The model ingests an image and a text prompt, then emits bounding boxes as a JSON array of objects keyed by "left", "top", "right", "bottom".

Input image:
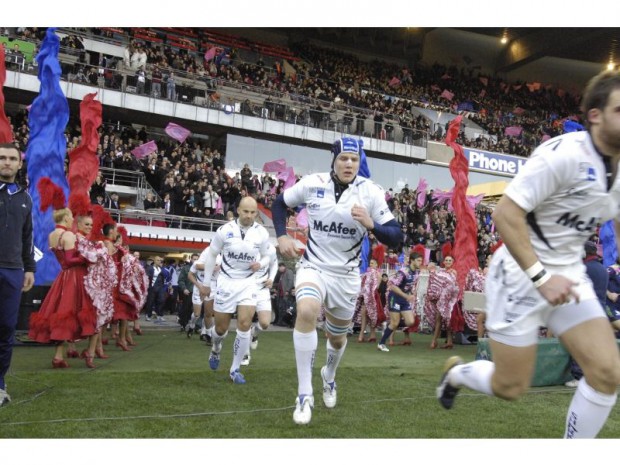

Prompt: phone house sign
[{"left": 464, "top": 149, "right": 527, "bottom": 176}]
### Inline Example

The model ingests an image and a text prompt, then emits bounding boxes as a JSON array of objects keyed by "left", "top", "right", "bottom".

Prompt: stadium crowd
[{"left": 3, "top": 27, "right": 583, "bottom": 157}]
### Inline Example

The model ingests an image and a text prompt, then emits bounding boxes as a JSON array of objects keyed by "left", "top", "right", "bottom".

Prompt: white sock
[
  {"left": 294, "top": 329, "right": 318, "bottom": 396},
  {"left": 188, "top": 314, "right": 197, "bottom": 326},
  {"left": 211, "top": 329, "right": 227, "bottom": 353},
  {"left": 323, "top": 339, "right": 347, "bottom": 383},
  {"left": 564, "top": 378, "right": 617, "bottom": 438},
  {"left": 449, "top": 360, "right": 495, "bottom": 396},
  {"left": 231, "top": 329, "right": 251, "bottom": 373}
]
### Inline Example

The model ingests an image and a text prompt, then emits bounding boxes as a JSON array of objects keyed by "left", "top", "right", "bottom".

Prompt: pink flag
[
  {"left": 466, "top": 193, "right": 485, "bottom": 210},
  {"left": 131, "top": 140, "right": 158, "bottom": 159},
  {"left": 165, "top": 122, "right": 191, "bottom": 143},
  {"left": 440, "top": 89, "right": 454, "bottom": 101},
  {"left": 416, "top": 177, "right": 428, "bottom": 208},
  {"left": 263, "top": 158, "right": 287, "bottom": 173},
  {"left": 504, "top": 126, "right": 523, "bottom": 136},
  {"left": 204, "top": 47, "right": 217, "bottom": 62},
  {"left": 388, "top": 76, "right": 401, "bottom": 87},
  {"left": 296, "top": 208, "right": 308, "bottom": 228},
  {"left": 513, "top": 107, "right": 526, "bottom": 115},
  {"left": 491, "top": 222, "right": 495, "bottom": 233},
  {"left": 278, "top": 166, "right": 296, "bottom": 190},
  {"left": 441, "top": 73, "right": 452, "bottom": 80},
  {"left": 541, "top": 134, "right": 551, "bottom": 142},
  {"left": 215, "top": 196, "right": 223, "bottom": 214},
  {"left": 423, "top": 248, "right": 431, "bottom": 266},
  {"left": 431, "top": 84, "right": 441, "bottom": 92}
]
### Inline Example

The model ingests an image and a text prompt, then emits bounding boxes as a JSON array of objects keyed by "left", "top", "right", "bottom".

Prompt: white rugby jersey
[
  {"left": 193, "top": 251, "right": 222, "bottom": 283},
  {"left": 209, "top": 219, "right": 271, "bottom": 279},
  {"left": 284, "top": 172, "right": 394, "bottom": 275},
  {"left": 504, "top": 131, "right": 620, "bottom": 266},
  {"left": 255, "top": 243, "right": 277, "bottom": 290}
]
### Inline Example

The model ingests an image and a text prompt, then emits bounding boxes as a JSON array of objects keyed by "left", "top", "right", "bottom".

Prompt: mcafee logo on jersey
[{"left": 555, "top": 212, "right": 598, "bottom": 232}]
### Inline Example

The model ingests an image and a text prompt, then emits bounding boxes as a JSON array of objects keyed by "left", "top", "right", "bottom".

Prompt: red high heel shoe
[
  {"left": 368, "top": 337, "right": 377, "bottom": 343},
  {"left": 126, "top": 336, "right": 137, "bottom": 347},
  {"left": 52, "top": 358, "right": 70, "bottom": 369},
  {"left": 440, "top": 343, "right": 454, "bottom": 350},
  {"left": 116, "top": 341, "right": 131, "bottom": 351},
  {"left": 95, "top": 347, "right": 110, "bottom": 359},
  {"left": 429, "top": 341, "right": 438, "bottom": 349},
  {"left": 80, "top": 349, "right": 96, "bottom": 368},
  {"left": 133, "top": 327, "right": 143, "bottom": 336},
  {"left": 401, "top": 340, "right": 412, "bottom": 346},
  {"left": 67, "top": 349, "right": 80, "bottom": 358},
  {"left": 101, "top": 338, "right": 109, "bottom": 346}
]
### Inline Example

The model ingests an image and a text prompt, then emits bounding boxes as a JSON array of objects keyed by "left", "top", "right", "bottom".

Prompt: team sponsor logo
[
  {"left": 226, "top": 231, "right": 234, "bottom": 239},
  {"left": 465, "top": 149, "right": 526, "bottom": 175},
  {"left": 317, "top": 188, "right": 325, "bottom": 198},
  {"left": 555, "top": 212, "right": 598, "bottom": 232},
  {"left": 506, "top": 294, "right": 537, "bottom": 307},
  {"left": 307, "top": 202, "right": 321, "bottom": 210},
  {"left": 312, "top": 220, "right": 357, "bottom": 237},
  {"left": 578, "top": 162, "right": 596, "bottom": 181},
  {"left": 227, "top": 251, "right": 256, "bottom": 261}
]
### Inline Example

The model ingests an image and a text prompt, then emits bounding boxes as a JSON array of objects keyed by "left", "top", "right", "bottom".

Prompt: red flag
[
  {"left": 513, "top": 107, "right": 526, "bottom": 115},
  {"left": 0, "top": 46, "right": 13, "bottom": 143},
  {"left": 388, "top": 76, "right": 401, "bottom": 87},
  {"left": 131, "top": 140, "right": 158, "bottom": 159},
  {"left": 441, "top": 89, "right": 454, "bottom": 101},
  {"left": 263, "top": 159, "right": 287, "bottom": 172},
  {"left": 165, "top": 122, "right": 191, "bottom": 143},
  {"left": 526, "top": 82, "right": 541, "bottom": 92}
]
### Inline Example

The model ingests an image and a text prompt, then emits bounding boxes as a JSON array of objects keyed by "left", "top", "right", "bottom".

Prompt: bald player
[{"left": 199, "top": 196, "right": 272, "bottom": 384}]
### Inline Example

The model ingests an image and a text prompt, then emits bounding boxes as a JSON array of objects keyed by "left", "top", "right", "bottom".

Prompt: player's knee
[
  {"left": 491, "top": 377, "right": 528, "bottom": 401},
  {"left": 584, "top": 359, "right": 620, "bottom": 392}
]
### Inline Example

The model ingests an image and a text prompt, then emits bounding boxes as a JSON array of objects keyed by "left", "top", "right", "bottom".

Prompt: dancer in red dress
[
  {"left": 105, "top": 224, "right": 148, "bottom": 351},
  {"left": 28, "top": 181, "right": 98, "bottom": 368}
]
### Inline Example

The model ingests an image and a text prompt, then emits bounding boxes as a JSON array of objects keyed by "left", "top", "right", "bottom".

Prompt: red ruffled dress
[
  {"left": 29, "top": 235, "right": 97, "bottom": 343},
  {"left": 112, "top": 247, "right": 148, "bottom": 322}
]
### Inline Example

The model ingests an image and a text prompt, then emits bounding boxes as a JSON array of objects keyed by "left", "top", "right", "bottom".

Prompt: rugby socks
[
  {"left": 231, "top": 329, "right": 251, "bottom": 373},
  {"left": 294, "top": 329, "right": 318, "bottom": 396},
  {"left": 211, "top": 329, "right": 226, "bottom": 353},
  {"left": 379, "top": 327, "right": 393, "bottom": 345},
  {"left": 564, "top": 378, "right": 617, "bottom": 438},
  {"left": 449, "top": 360, "right": 495, "bottom": 396},
  {"left": 324, "top": 339, "right": 347, "bottom": 382}
]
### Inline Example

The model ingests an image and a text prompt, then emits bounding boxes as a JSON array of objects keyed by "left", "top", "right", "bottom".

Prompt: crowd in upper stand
[
  {"left": 3, "top": 27, "right": 585, "bottom": 158},
  {"left": 2, "top": 26, "right": 596, "bottom": 267}
]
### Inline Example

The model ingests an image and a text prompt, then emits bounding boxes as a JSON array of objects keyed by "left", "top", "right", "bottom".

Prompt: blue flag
[{"left": 27, "top": 28, "right": 70, "bottom": 285}]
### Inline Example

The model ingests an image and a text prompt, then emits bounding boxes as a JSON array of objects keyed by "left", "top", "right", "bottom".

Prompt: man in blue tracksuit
[{"left": 0, "top": 143, "right": 36, "bottom": 406}]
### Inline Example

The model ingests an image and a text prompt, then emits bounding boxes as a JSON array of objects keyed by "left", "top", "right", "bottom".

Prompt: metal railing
[{"left": 98, "top": 166, "right": 149, "bottom": 206}]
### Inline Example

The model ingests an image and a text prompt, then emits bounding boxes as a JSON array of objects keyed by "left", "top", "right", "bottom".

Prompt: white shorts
[
  {"left": 485, "top": 246, "right": 606, "bottom": 346},
  {"left": 295, "top": 258, "right": 361, "bottom": 321},
  {"left": 213, "top": 275, "right": 258, "bottom": 314},
  {"left": 256, "top": 286, "right": 272, "bottom": 312},
  {"left": 191, "top": 280, "right": 216, "bottom": 305}
]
